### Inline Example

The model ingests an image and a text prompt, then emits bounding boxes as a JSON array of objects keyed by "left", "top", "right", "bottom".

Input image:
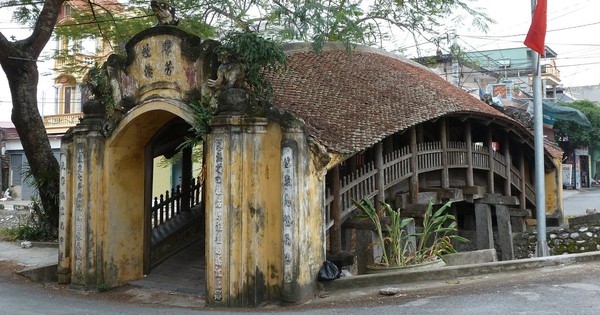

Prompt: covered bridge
[{"left": 58, "top": 25, "right": 563, "bottom": 308}]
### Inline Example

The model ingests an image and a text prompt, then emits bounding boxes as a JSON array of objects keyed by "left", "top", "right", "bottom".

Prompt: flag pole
[{"left": 531, "top": 0, "right": 549, "bottom": 257}]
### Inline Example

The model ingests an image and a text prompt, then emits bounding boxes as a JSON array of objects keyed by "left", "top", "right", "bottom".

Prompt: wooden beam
[
  {"left": 421, "top": 187, "right": 464, "bottom": 201},
  {"left": 465, "top": 121, "right": 474, "bottom": 187},
  {"left": 519, "top": 149, "right": 527, "bottom": 210},
  {"left": 410, "top": 127, "right": 419, "bottom": 204},
  {"left": 504, "top": 133, "right": 511, "bottom": 196},
  {"left": 181, "top": 147, "right": 192, "bottom": 212},
  {"left": 375, "top": 142, "right": 385, "bottom": 205},
  {"left": 330, "top": 166, "right": 342, "bottom": 254},
  {"left": 474, "top": 193, "right": 520, "bottom": 206},
  {"left": 441, "top": 118, "right": 449, "bottom": 188},
  {"left": 487, "top": 128, "right": 494, "bottom": 193}
]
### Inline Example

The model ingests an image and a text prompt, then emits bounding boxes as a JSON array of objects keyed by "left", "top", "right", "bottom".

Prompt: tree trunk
[
  {"left": 0, "top": 0, "right": 66, "bottom": 232},
  {"left": 3, "top": 60, "right": 60, "bottom": 230}
]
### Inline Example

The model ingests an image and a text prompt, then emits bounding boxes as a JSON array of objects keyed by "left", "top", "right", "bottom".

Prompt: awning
[{"left": 517, "top": 92, "right": 592, "bottom": 127}]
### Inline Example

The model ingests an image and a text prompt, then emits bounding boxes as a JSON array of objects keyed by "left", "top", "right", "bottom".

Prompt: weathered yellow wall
[
  {"left": 205, "top": 118, "right": 325, "bottom": 306},
  {"left": 152, "top": 156, "right": 172, "bottom": 198},
  {"left": 545, "top": 156, "right": 564, "bottom": 218},
  {"left": 62, "top": 27, "right": 326, "bottom": 304},
  {"left": 290, "top": 130, "right": 326, "bottom": 301}
]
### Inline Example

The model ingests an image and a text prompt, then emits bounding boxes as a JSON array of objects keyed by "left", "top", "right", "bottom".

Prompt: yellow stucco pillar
[
  {"left": 205, "top": 112, "right": 325, "bottom": 306},
  {"left": 206, "top": 114, "right": 279, "bottom": 307},
  {"left": 59, "top": 113, "right": 106, "bottom": 288},
  {"left": 281, "top": 125, "right": 325, "bottom": 303}
]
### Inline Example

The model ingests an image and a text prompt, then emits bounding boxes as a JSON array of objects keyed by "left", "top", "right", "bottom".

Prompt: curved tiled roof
[{"left": 270, "top": 43, "right": 532, "bottom": 154}]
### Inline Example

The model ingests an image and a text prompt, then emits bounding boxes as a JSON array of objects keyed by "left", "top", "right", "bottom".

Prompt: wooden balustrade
[
  {"left": 151, "top": 175, "right": 203, "bottom": 229},
  {"left": 383, "top": 146, "right": 411, "bottom": 188},
  {"left": 338, "top": 162, "right": 378, "bottom": 221},
  {"left": 472, "top": 145, "right": 489, "bottom": 169},
  {"left": 325, "top": 140, "right": 537, "bottom": 232}
]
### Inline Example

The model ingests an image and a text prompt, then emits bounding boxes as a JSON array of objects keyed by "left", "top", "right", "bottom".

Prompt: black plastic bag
[{"left": 318, "top": 260, "right": 341, "bottom": 281}]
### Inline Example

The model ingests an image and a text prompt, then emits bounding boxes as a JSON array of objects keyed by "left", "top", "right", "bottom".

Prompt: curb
[
  {"left": 17, "top": 263, "right": 58, "bottom": 284},
  {"left": 319, "top": 251, "right": 600, "bottom": 291}
]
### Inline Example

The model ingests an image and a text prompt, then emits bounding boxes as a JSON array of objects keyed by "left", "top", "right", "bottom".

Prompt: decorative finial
[{"left": 150, "top": 1, "right": 179, "bottom": 26}]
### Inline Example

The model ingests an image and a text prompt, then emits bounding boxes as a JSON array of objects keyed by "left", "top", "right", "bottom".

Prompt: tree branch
[{"left": 27, "top": 0, "right": 67, "bottom": 57}]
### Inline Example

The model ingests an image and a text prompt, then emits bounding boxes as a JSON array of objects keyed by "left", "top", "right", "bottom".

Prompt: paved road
[
  {"left": 304, "top": 261, "right": 600, "bottom": 315},
  {"left": 563, "top": 185, "right": 600, "bottom": 217},
  {"left": 3, "top": 259, "right": 600, "bottom": 314}
]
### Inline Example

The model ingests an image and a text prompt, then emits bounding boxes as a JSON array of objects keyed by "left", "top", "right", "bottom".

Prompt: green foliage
[
  {"left": 5, "top": 0, "right": 490, "bottom": 69},
  {"left": 16, "top": 167, "right": 59, "bottom": 240},
  {"left": 414, "top": 200, "right": 468, "bottom": 262},
  {"left": 215, "top": 30, "right": 287, "bottom": 100},
  {"left": 156, "top": 144, "right": 203, "bottom": 168},
  {"left": 97, "top": 282, "right": 110, "bottom": 292},
  {"left": 177, "top": 96, "right": 213, "bottom": 151},
  {"left": 353, "top": 198, "right": 467, "bottom": 267},
  {"left": 554, "top": 100, "right": 600, "bottom": 151},
  {"left": 82, "top": 62, "right": 115, "bottom": 109}
]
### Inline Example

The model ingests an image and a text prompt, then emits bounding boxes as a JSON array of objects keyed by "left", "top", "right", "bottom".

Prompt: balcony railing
[{"left": 44, "top": 113, "right": 83, "bottom": 131}]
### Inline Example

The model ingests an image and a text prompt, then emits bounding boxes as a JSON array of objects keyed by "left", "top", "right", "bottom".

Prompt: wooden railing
[
  {"left": 383, "top": 146, "right": 411, "bottom": 188},
  {"left": 151, "top": 175, "right": 203, "bottom": 229},
  {"left": 326, "top": 140, "right": 536, "bottom": 232}
]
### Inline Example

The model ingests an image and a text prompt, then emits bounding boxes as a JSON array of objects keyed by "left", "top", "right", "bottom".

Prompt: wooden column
[
  {"left": 465, "top": 121, "right": 474, "bottom": 187},
  {"left": 375, "top": 142, "right": 386, "bottom": 204},
  {"left": 504, "top": 134, "right": 512, "bottom": 196},
  {"left": 519, "top": 149, "right": 527, "bottom": 210},
  {"left": 410, "top": 127, "right": 419, "bottom": 203},
  {"left": 181, "top": 146, "right": 192, "bottom": 212},
  {"left": 486, "top": 128, "right": 495, "bottom": 193},
  {"left": 330, "top": 166, "right": 342, "bottom": 254},
  {"left": 441, "top": 118, "right": 449, "bottom": 188}
]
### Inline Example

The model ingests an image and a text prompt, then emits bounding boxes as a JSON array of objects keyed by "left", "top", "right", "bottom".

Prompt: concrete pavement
[
  {"left": 563, "top": 185, "right": 600, "bottom": 217},
  {"left": 3, "top": 190, "right": 600, "bottom": 310},
  {"left": 5, "top": 237, "right": 600, "bottom": 310}
]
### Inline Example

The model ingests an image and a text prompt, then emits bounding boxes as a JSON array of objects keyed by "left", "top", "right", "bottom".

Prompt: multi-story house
[
  {"left": 3, "top": 1, "right": 112, "bottom": 200},
  {"left": 417, "top": 46, "right": 591, "bottom": 190}
]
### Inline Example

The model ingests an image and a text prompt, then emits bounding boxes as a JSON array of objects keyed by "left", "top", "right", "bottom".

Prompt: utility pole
[{"left": 531, "top": 0, "right": 549, "bottom": 257}]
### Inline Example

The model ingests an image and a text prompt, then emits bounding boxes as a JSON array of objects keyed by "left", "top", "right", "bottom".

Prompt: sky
[
  {"left": 0, "top": 0, "right": 599, "bottom": 122},
  {"left": 393, "top": 0, "right": 600, "bottom": 88}
]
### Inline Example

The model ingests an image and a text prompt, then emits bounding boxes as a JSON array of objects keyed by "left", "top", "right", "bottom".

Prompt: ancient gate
[{"left": 58, "top": 25, "right": 324, "bottom": 307}]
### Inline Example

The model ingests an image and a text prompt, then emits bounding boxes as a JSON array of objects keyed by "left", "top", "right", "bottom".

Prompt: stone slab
[
  {"left": 475, "top": 193, "right": 519, "bottom": 206},
  {"left": 569, "top": 213, "right": 600, "bottom": 227},
  {"left": 443, "top": 249, "right": 498, "bottom": 266}
]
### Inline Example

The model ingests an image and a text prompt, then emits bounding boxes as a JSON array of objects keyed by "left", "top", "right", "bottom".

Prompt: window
[
  {"left": 10, "top": 154, "right": 22, "bottom": 186},
  {"left": 64, "top": 86, "right": 73, "bottom": 114},
  {"left": 79, "top": 38, "right": 98, "bottom": 55},
  {"left": 64, "top": 5, "right": 71, "bottom": 16}
]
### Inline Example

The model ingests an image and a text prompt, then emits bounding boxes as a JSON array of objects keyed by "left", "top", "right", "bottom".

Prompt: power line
[{"left": 458, "top": 20, "right": 600, "bottom": 39}]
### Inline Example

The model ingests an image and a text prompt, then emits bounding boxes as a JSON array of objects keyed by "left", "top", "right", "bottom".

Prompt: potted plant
[{"left": 352, "top": 198, "right": 468, "bottom": 272}]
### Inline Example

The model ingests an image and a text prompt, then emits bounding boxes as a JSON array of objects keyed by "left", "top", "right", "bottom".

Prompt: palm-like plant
[{"left": 352, "top": 198, "right": 468, "bottom": 268}]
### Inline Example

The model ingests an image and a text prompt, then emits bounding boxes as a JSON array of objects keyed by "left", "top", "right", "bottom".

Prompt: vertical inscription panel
[
  {"left": 73, "top": 144, "right": 85, "bottom": 282},
  {"left": 281, "top": 146, "right": 294, "bottom": 288},
  {"left": 212, "top": 139, "right": 225, "bottom": 302},
  {"left": 58, "top": 153, "right": 67, "bottom": 262}
]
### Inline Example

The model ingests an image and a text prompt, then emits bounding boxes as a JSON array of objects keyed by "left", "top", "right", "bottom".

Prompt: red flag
[{"left": 524, "top": 0, "right": 547, "bottom": 57}]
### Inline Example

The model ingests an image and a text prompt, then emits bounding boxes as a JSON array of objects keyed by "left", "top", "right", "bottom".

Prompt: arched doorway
[
  {"left": 99, "top": 101, "right": 204, "bottom": 286},
  {"left": 144, "top": 117, "right": 205, "bottom": 275}
]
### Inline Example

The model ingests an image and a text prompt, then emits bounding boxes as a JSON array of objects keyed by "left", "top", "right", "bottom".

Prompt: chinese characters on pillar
[
  {"left": 213, "top": 139, "right": 224, "bottom": 302},
  {"left": 58, "top": 154, "right": 67, "bottom": 261},
  {"left": 74, "top": 144, "right": 84, "bottom": 281},
  {"left": 281, "top": 147, "right": 294, "bottom": 284}
]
